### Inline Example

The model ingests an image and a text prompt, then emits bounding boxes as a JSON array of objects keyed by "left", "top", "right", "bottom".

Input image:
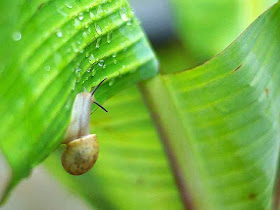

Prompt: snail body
[{"left": 61, "top": 79, "right": 107, "bottom": 175}]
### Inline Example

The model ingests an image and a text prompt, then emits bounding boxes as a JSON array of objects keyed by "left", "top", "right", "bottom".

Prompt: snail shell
[{"left": 61, "top": 134, "right": 99, "bottom": 175}]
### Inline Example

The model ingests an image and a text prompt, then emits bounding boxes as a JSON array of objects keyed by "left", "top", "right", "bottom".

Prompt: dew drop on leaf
[
  {"left": 97, "top": 5, "right": 103, "bottom": 16},
  {"left": 65, "top": 3, "right": 72, "bottom": 9},
  {"left": 74, "top": 19, "right": 81, "bottom": 28},
  {"left": 71, "top": 83, "right": 76, "bottom": 91},
  {"left": 109, "top": 78, "right": 115, "bottom": 86},
  {"left": 75, "top": 67, "right": 82, "bottom": 75},
  {"left": 98, "top": 60, "right": 104, "bottom": 67},
  {"left": 95, "top": 23, "right": 102, "bottom": 35},
  {"left": 119, "top": 7, "right": 129, "bottom": 22},
  {"left": 56, "top": 30, "right": 63, "bottom": 38},
  {"left": 127, "top": 20, "right": 132, "bottom": 26},
  {"left": 91, "top": 68, "right": 96, "bottom": 77},
  {"left": 89, "top": 54, "right": 95, "bottom": 63},
  {"left": 96, "top": 37, "right": 102, "bottom": 49},
  {"left": 45, "top": 66, "right": 51, "bottom": 72},
  {"left": 107, "top": 32, "right": 112, "bottom": 43},
  {"left": 90, "top": 11, "right": 95, "bottom": 19},
  {"left": 12, "top": 31, "right": 22, "bottom": 41},
  {"left": 54, "top": 52, "right": 62, "bottom": 64},
  {"left": 78, "top": 12, "right": 84, "bottom": 20},
  {"left": 87, "top": 27, "right": 91, "bottom": 34},
  {"left": 72, "top": 43, "right": 79, "bottom": 53},
  {"left": 76, "top": 75, "right": 81, "bottom": 83}
]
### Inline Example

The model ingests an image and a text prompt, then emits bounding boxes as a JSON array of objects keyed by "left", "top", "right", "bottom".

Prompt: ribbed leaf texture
[
  {"left": 0, "top": 0, "right": 157, "bottom": 202},
  {"left": 140, "top": 3, "right": 280, "bottom": 209}
]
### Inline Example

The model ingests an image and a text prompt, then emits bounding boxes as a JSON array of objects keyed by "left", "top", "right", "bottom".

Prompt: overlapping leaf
[
  {"left": 0, "top": 0, "right": 157, "bottom": 202},
  {"left": 140, "top": 2, "right": 280, "bottom": 209}
]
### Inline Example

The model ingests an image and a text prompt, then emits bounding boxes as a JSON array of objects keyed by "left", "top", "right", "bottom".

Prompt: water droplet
[
  {"left": 75, "top": 67, "right": 82, "bottom": 74},
  {"left": 89, "top": 54, "right": 95, "bottom": 63},
  {"left": 91, "top": 68, "right": 96, "bottom": 77},
  {"left": 85, "top": 52, "right": 90, "bottom": 57},
  {"left": 54, "top": 53, "right": 62, "bottom": 64},
  {"left": 76, "top": 74, "right": 81, "bottom": 83},
  {"left": 83, "top": 31, "right": 87, "bottom": 37},
  {"left": 78, "top": 12, "right": 84, "bottom": 20},
  {"left": 127, "top": 20, "right": 132, "bottom": 26},
  {"left": 45, "top": 66, "right": 51, "bottom": 71},
  {"left": 107, "top": 32, "right": 112, "bottom": 43},
  {"left": 95, "top": 23, "right": 102, "bottom": 35},
  {"left": 65, "top": 3, "right": 72, "bottom": 9},
  {"left": 85, "top": 76, "right": 89, "bottom": 81},
  {"left": 80, "top": 49, "right": 84, "bottom": 53},
  {"left": 12, "top": 31, "right": 22, "bottom": 41},
  {"left": 113, "top": 60, "right": 117, "bottom": 64},
  {"left": 97, "top": 5, "right": 103, "bottom": 16},
  {"left": 109, "top": 78, "right": 115, "bottom": 86},
  {"left": 74, "top": 19, "right": 81, "bottom": 28},
  {"left": 90, "top": 11, "right": 95, "bottom": 19},
  {"left": 119, "top": 7, "right": 129, "bottom": 22},
  {"left": 122, "top": 65, "right": 126, "bottom": 70},
  {"left": 87, "top": 68, "right": 91, "bottom": 73},
  {"left": 112, "top": 52, "right": 117, "bottom": 58},
  {"left": 56, "top": 30, "right": 63, "bottom": 38},
  {"left": 96, "top": 37, "right": 102, "bottom": 49},
  {"left": 72, "top": 43, "right": 79, "bottom": 52},
  {"left": 72, "top": 83, "right": 76, "bottom": 91},
  {"left": 102, "top": 64, "right": 106, "bottom": 69},
  {"left": 98, "top": 60, "right": 104, "bottom": 67}
]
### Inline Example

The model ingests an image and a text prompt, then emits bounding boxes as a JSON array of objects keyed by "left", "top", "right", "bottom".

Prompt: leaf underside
[
  {"left": 0, "top": 0, "right": 157, "bottom": 202},
  {"left": 140, "top": 3, "right": 280, "bottom": 209}
]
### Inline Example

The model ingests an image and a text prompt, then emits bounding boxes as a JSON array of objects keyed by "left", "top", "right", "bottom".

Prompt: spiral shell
[{"left": 62, "top": 134, "right": 99, "bottom": 175}]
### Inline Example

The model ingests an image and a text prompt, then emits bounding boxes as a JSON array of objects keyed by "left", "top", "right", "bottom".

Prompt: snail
[{"left": 61, "top": 78, "right": 108, "bottom": 175}]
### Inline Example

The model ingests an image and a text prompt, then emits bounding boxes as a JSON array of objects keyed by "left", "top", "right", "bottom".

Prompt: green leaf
[
  {"left": 170, "top": 0, "right": 278, "bottom": 63},
  {"left": 140, "top": 2, "right": 280, "bottom": 209},
  {"left": 0, "top": 0, "right": 157, "bottom": 202},
  {"left": 44, "top": 86, "right": 183, "bottom": 210}
]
